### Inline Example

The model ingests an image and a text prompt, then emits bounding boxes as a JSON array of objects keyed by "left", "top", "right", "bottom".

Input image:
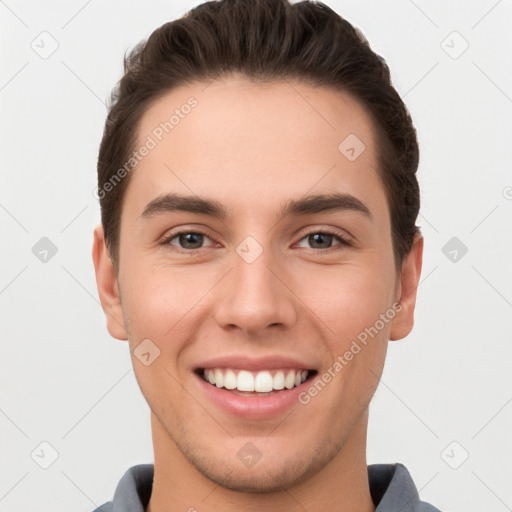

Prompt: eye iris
[
  {"left": 309, "top": 233, "right": 332, "bottom": 249},
  {"left": 180, "top": 233, "right": 203, "bottom": 249}
]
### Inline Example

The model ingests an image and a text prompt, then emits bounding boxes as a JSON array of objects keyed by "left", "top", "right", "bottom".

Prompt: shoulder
[
  {"left": 91, "top": 505, "right": 112, "bottom": 512},
  {"left": 369, "top": 462, "right": 443, "bottom": 511},
  {"left": 89, "top": 464, "right": 154, "bottom": 512}
]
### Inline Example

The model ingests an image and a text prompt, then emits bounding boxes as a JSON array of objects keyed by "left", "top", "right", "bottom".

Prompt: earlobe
[
  {"left": 92, "top": 224, "right": 128, "bottom": 341},
  {"left": 389, "top": 232, "right": 424, "bottom": 341}
]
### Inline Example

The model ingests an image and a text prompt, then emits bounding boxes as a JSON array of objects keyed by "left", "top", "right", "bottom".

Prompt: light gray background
[{"left": 1, "top": 0, "right": 511, "bottom": 511}]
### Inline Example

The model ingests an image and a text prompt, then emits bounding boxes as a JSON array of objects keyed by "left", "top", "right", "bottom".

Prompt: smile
[
  {"left": 193, "top": 365, "right": 318, "bottom": 419},
  {"left": 201, "top": 367, "right": 310, "bottom": 393}
]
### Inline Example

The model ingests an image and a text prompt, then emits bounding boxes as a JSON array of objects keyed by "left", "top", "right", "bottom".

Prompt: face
[{"left": 93, "top": 76, "right": 422, "bottom": 492}]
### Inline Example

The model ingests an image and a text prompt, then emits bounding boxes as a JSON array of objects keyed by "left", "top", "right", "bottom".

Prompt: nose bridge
[{"left": 214, "top": 238, "right": 296, "bottom": 334}]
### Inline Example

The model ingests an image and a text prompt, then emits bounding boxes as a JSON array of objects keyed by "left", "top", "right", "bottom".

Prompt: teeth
[
  {"left": 237, "top": 370, "right": 254, "bottom": 391},
  {"left": 284, "top": 371, "right": 295, "bottom": 389},
  {"left": 254, "top": 371, "right": 273, "bottom": 392},
  {"left": 214, "top": 369, "right": 224, "bottom": 388},
  {"left": 224, "top": 369, "right": 237, "bottom": 389},
  {"left": 202, "top": 368, "right": 309, "bottom": 392},
  {"left": 273, "top": 370, "right": 285, "bottom": 390}
]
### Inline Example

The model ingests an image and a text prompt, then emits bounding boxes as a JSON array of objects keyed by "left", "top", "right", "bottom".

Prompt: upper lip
[{"left": 195, "top": 355, "right": 318, "bottom": 372}]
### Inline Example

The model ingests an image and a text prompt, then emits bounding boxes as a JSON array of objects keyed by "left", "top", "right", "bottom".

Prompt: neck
[{"left": 147, "top": 410, "right": 375, "bottom": 512}]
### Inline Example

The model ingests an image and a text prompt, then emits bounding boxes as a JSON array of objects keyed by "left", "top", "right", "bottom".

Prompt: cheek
[
  {"left": 123, "top": 259, "right": 203, "bottom": 318},
  {"left": 121, "top": 266, "right": 203, "bottom": 412},
  {"left": 119, "top": 261, "right": 228, "bottom": 382},
  {"left": 296, "top": 260, "right": 394, "bottom": 404},
  {"left": 296, "top": 261, "right": 395, "bottom": 342},
  {"left": 301, "top": 267, "right": 392, "bottom": 416}
]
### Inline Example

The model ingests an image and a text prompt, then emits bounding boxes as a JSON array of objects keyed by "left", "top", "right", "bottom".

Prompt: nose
[{"left": 214, "top": 243, "right": 298, "bottom": 337}]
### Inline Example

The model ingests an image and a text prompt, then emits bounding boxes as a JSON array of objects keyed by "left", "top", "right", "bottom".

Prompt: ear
[
  {"left": 92, "top": 224, "right": 128, "bottom": 340},
  {"left": 389, "top": 232, "right": 424, "bottom": 341}
]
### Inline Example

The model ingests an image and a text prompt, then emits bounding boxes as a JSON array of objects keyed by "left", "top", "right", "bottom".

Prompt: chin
[
  {"left": 180, "top": 437, "right": 334, "bottom": 494},
  {"left": 195, "top": 459, "right": 311, "bottom": 493}
]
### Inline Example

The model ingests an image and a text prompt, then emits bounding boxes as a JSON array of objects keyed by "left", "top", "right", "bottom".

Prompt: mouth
[
  {"left": 193, "top": 366, "right": 318, "bottom": 418},
  {"left": 195, "top": 367, "right": 318, "bottom": 396}
]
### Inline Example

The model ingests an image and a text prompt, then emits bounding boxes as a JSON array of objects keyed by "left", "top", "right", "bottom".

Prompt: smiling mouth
[{"left": 195, "top": 367, "right": 318, "bottom": 395}]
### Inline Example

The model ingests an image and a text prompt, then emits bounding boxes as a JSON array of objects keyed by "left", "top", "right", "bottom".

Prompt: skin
[{"left": 93, "top": 75, "right": 423, "bottom": 512}]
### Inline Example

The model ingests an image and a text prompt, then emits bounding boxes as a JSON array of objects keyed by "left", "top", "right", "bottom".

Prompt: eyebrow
[{"left": 140, "top": 192, "right": 372, "bottom": 221}]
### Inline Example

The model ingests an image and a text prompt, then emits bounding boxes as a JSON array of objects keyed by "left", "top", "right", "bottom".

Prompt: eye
[
  {"left": 161, "top": 231, "right": 216, "bottom": 252},
  {"left": 296, "top": 230, "right": 351, "bottom": 251},
  {"left": 161, "top": 228, "right": 352, "bottom": 254}
]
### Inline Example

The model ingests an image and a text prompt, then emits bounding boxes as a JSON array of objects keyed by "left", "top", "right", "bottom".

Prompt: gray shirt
[{"left": 92, "top": 463, "right": 442, "bottom": 511}]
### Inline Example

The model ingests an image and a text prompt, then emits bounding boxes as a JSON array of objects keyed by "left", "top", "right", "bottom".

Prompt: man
[{"left": 91, "top": 0, "right": 440, "bottom": 510}]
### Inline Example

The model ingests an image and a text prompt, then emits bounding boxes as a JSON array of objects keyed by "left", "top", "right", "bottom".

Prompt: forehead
[
  {"left": 136, "top": 76, "right": 378, "bottom": 158},
  {"left": 128, "top": 77, "right": 387, "bottom": 219}
]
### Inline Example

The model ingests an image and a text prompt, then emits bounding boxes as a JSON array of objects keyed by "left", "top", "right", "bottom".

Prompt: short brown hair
[{"left": 97, "top": 0, "right": 421, "bottom": 270}]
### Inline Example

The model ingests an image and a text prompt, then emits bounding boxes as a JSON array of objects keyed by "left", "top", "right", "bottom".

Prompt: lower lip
[{"left": 194, "top": 371, "right": 313, "bottom": 420}]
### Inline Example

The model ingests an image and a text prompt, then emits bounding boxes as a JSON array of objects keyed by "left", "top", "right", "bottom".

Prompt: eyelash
[{"left": 160, "top": 228, "right": 352, "bottom": 254}]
